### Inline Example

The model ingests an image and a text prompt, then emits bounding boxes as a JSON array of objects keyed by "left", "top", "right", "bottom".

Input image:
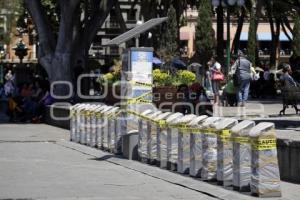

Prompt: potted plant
[{"left": 97, "top": 60, "right": 121, "bottom": 105}]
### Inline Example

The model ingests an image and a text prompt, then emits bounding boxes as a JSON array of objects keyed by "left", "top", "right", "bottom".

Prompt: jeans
[{"left": 237, "top": 79, "right": 251, "bottom": 103}]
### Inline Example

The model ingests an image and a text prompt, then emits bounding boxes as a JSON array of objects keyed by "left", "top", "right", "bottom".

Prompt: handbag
[
  {"left": 212, "top": 71, "right": 225, "bottom": 81},
  {"left": 233, "top": 58, "right": 241, "bottom": 86}
]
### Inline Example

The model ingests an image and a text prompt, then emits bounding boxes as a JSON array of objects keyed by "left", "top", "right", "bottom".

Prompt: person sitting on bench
[{"left": 279, "top": 63, "right": 300, "bottom": 115}]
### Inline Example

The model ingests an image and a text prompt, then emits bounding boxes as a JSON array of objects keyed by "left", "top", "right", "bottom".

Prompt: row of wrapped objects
[
  {"left": 136, "top": 110, "right": 281, "bottom": 197},
  {"left": 70, "top": 104, "right": 123, "bottom": 154},
  {"left": 70, "top": 104, "right": 281, "bottom": 197}
]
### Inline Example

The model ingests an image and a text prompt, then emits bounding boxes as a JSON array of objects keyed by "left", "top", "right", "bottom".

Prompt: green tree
[
  {"left": 195, "top": 0, "right": 215, "bottom": 65},
  {"left": 0, "top": 0, "right": 22, "bottom": 45},
  {"left": 164, "top": 5, "right": 178, "bottom": 55},
  {"left": 158, "top": 5, "right": 178, "bottom": 63},
  {"left": 247, "top": 0, "right": 257, "bottom": 65},
  {"left": 24, "top": 0, "right": 126, "bottom": 96},
  {"left": 292, "top": 14, "right": 300, "bottom": 57}
]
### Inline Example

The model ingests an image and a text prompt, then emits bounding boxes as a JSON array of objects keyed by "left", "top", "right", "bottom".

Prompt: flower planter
[{"left": 153, "top": 86, "right": 178, "bottom": 111}]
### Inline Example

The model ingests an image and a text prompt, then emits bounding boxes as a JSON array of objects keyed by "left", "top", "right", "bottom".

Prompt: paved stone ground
[
  {"left": 0, "top": 124, "right": 299, "bottom": 200},
  {"left": 0, "top": 124, "right": 215, "bottom": 200},
  {"left": 213, "top": 100, "right": 299, "bottom": 118}
]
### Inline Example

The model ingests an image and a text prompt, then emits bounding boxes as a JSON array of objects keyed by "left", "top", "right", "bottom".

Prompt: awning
[
  {"left": 239, "top": 32, "right": 293, "bottom": 41},
  {"left": 180, "top": 26, "right": 195, "bottom": 40},
  {"left": 239, "top": 32, "right": 248, "bottom": 41},
  {"left": 180, "top": 32, "right": 190, "bottom": 40},
  {"left": 103, "top": 17, "right": 168, "bottom": 46}
]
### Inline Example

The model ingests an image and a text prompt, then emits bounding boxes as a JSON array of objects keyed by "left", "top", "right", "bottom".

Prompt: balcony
[{"left": 103, "top": 19, "right": 137, "bottom": 30}]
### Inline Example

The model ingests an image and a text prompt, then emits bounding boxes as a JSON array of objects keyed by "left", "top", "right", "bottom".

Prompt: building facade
[
  {"left": 90, "top": 0, "right": 141, "bottom": 65},
  {"left": 180, "top": 5, "right": 293, "bottom": 62}
]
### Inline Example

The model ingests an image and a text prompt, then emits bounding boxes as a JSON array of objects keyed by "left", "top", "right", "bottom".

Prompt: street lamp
[
  {"left": 212, "top": 0, "right": 245, "bottom": 74},
  {"left": 13, "top": 39, "right": 28, "bottom": 64},
  {"left": 0, "top": 44, "right": 5, "bottom": 85}
]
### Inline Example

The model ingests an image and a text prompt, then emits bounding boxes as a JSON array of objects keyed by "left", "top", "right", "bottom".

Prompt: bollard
[
  {"left": 114, "top": 109, "right": 126, "bottom": 155},
  {"left": 215, "top": 118, "right": 238, "bottom": 186},
  {"left": 189, "top": 115, "right": 208, "bottom": 177},
  {"left": 201, "top": 117, "right": 222, "bottom": 181},
  {"left": 155, "top": 112, "right": 173, "bottom": 167},
  {"left": 177, "top": 114, "right": 198, "bottom": 174},
  {"left": 70, "top": 104, "right": 80, "bottom": 142},
  {"left": 160, "top": 113, "right": 183, "bottom": 169},
  {"left": 89, "top": 105, "right": 104, "bottom": 147},
  {"left": 100, "top": 106, "right": 114, "bottom": 150},
  {"left": 249, "top": 123, "right": 281, "bottom": 197},
  {"left": 138, "top": 110, "right": 154, "bottom": 163},
  {"left": 86, "top": 105, "right": 98, "bottom": 146},
  {"left": 107, "top": 107, "right": 120, "bottom": 152},
  {"left": 231, "top": 120, "right": 255, "bottom": 192},
  {"left": 80, "top": 104, "right": 91, "bottom": 144},
  {"left": 165, "top": 113, "right": 184, "bottom": 171},
  {"left": 76, "top": 104, "right": 86, "bottom": 143},
  {"left": 146, "top": 111, "right": 162, "bottom": 165},
  {"left": 95, "top": 105, "right": 108, "bottom": 148}
]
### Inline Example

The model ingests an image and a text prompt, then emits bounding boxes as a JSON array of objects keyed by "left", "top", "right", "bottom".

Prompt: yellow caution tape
[
  {"left": 180, "top": 127, "right": 202, "bottom": 134},
  {"left": 233, "top": 136, "right": 250, "bottom": 144},
  {"left": 70, "top": 110, "right": 75, "bottom": 117},
  {"left": 130, "top": 81, "right": 153, "bottom": 88},
  {"left": 218, "top": 129, "right": 232, "bottom": 142},
  {"left": 126, "top": 91, "right": 152, "bottom": 105},
  {"left": 169, "top": 124, "right": 189, "bottom": 129},
  {"left": 95, "top": 113, "right": 103, "bottom": 119},
  {"left": 107, "top": 111, "right": 122, "bottom": 120},
  {"left": 251, "top": 138, "right": 277, "bottom": 150}
]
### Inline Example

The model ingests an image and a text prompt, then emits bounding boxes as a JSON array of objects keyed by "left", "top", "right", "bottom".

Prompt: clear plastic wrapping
[
  {"left": 96, "top": 106, "right": 112, "bottom": 148},
  {"left": 80, "top": 105, "right": 90, "bottom": 144},
  {"left": 177, "top": 114, "right": 197, "bottom": 174},
  {"left": 95, "top": 105, "right": 107, "bottom": 148},
  {"left": 155, "top": 112, "right": 172, "bottom": 167},
  {"left": 101, "top": 106, "right": 113, "bottom": 150},
  {"left": 146, "top": 111, "right": 162, "bottom": 164},
  {"left": 114, "top": 116, "right": 122, "bottom": 154},
  {"left": 249, "top": 123, "right": 281, "bottom": 197},
  {"left": 201, "top": 117, "right": 221, "bottom": 180},
  {"left": 76, "top": 105, "right": 85, "bottom": 143},
  {"left": 69, "top": 104, "right": 76, "bottom": 141},
  {"left": 137, "top": 110, "right": 153, "bottom": 162},
  {"left": 231, "top": 120, "right": 255, "bottom": 191},
  {"left": 165, "top": 113, "right": 184, "bottom": 171},
  {"left": 89, "top": 106, "right": 103, "bottom": 147},
  {"left": 189, "top": 115, "right": 208, "bottom": 177},
  {"left": 168, "top": 128, "right": 179, "bottom": 170},
  {"left": 86, "top": 105, "right": 97, "bottom": 146},
  {"left": 107, "top": 107, "right": 120, "bottom": 152},
  {"left": 215, "top": 118, "right": 238, "bottom": 186}
]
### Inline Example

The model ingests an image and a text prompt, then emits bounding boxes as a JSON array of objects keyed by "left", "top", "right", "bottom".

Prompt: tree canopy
[{"left": 195, "top": 0, "right": 216, "bottom": 65}]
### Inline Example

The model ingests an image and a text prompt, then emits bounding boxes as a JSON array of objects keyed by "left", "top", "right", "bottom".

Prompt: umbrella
[
  {"left": 172, "top": 58, "right": 187, "bottom": 69},
  {"left": 188, "top": 62, "right": 202, "bottom": 68},
  {"left": 270, "top": 69, "right": 283, "bottom": 75},
  {"left": 254, "top": 67, "right": 264, "bottom": 72},
  {"left": 153, "top": 57, "right": 162, "bottom": 65}
]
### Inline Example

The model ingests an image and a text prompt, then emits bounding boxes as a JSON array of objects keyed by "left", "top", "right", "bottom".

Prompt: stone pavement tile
[
  {"left": 213, "top": 101, "right": 299, "bottom": 118},
  {"left": 59, "top": 140, "right": 293, "bottom": 200},
  {"left": 0, "top": 142, "right": 215, "bottom": 200},
  {"left": 1, "top": 124, "right": 299, "bottom": 200}
]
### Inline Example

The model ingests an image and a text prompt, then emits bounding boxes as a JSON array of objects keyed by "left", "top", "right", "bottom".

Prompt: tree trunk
[
  {"left": 216, "top": 6, "right": 224, "bottom": 66},
  {"left": 231, "top": 7, "right": 245, "bottom": 55},
  {"left": 48, "top": 53, "right": 73, "bottom": 98},
  {"left": 248, "top": 1, "right": 258, "bottom": 65}
]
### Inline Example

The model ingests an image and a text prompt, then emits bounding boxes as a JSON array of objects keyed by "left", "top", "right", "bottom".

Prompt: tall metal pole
[{"left": 226, "top": 8, "right": 231, "bottom": 75}]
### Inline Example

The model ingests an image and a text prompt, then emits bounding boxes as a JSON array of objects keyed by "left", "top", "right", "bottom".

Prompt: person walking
[
  {"left": 231, "top": 51, "right": 253, "bottom": 107},
  {"left": 209, "top": 56, "right": 224, "bottom": 105}
]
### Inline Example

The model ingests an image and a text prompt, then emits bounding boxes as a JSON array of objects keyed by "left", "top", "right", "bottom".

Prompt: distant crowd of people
[
  {"left": 207, "top": 51, "right": 300, "bottom": 107},
  {"left": 0, "top": 70, "right": 53, "bottom": 122}
]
